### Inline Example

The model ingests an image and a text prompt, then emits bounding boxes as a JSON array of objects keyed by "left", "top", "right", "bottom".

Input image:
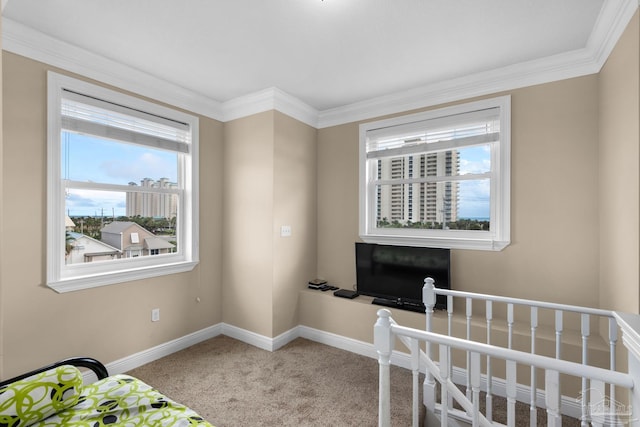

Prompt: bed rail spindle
[
  {"left": 530, "top": 306, "right": 538, "bottom": 427},
  {"left": 410, "top": 338, "right": 420, "bottom": 427},
  {"left": 439, "top": 344, "right": 450, "bottom": 427},
  {"left": 447, "top": 295, "right": 453, "bottom": 335},
  {"left": 589, "top": 379, "right": 605, "bottom": 427},
  {"left": 507, "top": 303, "right": 514, "bottom": 349},
  {"left": 422, "top": 278, "right": 436, "bottom": 413},
  {"left": 580, "top": 313, "right": 590, "bottom": 426},
  {"left": 374, "top": 309, "right": 393, "bottom": 427},
  {"left": 486, "top": 299, "right": 493, "bottom": 422},
  {"left": 555, "top": 310, "right": 563, "bottom": 359},
  {"left": 608, "top": 317, "right": 618, "bottom": 405},
  {"left": 447, "top": 295, "right": 454, "bottom": 410},
  {"left": 465, "top": 297, "right": 473, "bottom": 401},
  {"left": 506, "top": 360, "right": 517, "bottom": 427},
  {"left": 545, "top": 369, "right": 562, "bottom": 427},
  {"left": 470, "top": 351, "right": 481, "bottom": 427}
]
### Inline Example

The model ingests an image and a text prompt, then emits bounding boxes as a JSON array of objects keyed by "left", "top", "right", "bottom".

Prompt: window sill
[
  {"left": 47, "top": 260, "right": 199, "bottom": 293},
  {"left": 360, "top": 234, "right": 509, "bottom": 251}
]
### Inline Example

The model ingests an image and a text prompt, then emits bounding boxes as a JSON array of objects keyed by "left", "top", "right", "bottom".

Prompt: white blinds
[
  {"left": 365, "top": 107, "right": 500, "bottom": 159},
  {"left": 61, "top": 89, "right": 191, "bottom": 153}
]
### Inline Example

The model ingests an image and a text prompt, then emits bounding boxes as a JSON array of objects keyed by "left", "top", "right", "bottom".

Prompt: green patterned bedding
[{"left": 0, "top": 365, "right": 214, "bottom": 427}]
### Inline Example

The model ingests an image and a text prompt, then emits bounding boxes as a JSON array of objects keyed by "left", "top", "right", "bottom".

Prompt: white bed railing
[{"left": 374, "top": 278, "right": 640, "bottom": 427}]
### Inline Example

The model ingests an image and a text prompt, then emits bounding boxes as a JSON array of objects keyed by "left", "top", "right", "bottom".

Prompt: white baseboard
[
  {"left": 297, "top": 325, "right": 377, "bottom": 359},
  {"left": 220, "top": 323, "right": 276, "bottom": 351},
  {"left": 220, "top": 323, "right": 301, "bottom": 352},
  {"left": 94, "top": 321, "right": 297, "bottom": 382},
  {"left": 91, "top": 322, "right": 581, "bottom": 420}
]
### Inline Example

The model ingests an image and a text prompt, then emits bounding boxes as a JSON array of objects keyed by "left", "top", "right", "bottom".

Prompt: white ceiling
[{"left": 1, "top": 0, "right": 636, "bottom": 120}]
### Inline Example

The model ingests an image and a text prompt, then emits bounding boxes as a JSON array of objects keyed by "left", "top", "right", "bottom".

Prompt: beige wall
[
  {"left": 458, "top": 79, "right": 600, "bottom": 309},
  {"left": 1, "top": 52, "right": 224, "bottom": 377},
  {"left": 314, "top": 75, "right": 601, "bottom": 338},
  {"left": 223, "top": 112, "right": 276, "bottom": 336},
  {"left": 598, "top": 11, "right": 640, "bottom": 314},
  {"left": 272, "top": 112, "right": 317, "bottom": 336},
  {"left": 222, "top": 111, "right": 317, "bottom": 338},
  {"left": 316, "top": 123, "right": 360, "bottom": 289}
]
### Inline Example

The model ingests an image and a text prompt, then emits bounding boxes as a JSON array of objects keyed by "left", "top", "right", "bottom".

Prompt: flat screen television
[{"left": 355, "top": 242, "right": 450, "bottom": 311}]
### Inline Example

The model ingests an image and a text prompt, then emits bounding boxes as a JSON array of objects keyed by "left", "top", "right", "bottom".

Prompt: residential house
[
  {"left": 66, "top": 232, "right": 120, "bottom": 264},
  {"left": 0, "top": 1, "right": 638, "bottom": 387},
  {"left": 100, "top": 221, "right": 175, "bottom": 258}
]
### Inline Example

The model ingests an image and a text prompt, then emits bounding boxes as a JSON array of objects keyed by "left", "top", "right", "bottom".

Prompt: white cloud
[
  {"left": 459, "top": 158, "right": 490, "bottom": 175},
  {"left": 65, "top": 189, "right": 126, "bottom": 216},
  {"left": 100, "top": 151, "right": 176, "bottom": 183},
  {"left": 458, "top": 180, "right": 490, "bottom": 218}
]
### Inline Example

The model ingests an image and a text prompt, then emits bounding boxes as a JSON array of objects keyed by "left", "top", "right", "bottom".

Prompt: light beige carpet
[
  {"left": 126, "top": 336, "right": 579, "bottom": 426},
  {"left": 127, "top": 336, "right": 419, "bottom": 426}
]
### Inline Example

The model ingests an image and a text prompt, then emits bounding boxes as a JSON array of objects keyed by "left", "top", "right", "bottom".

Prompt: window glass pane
[
  {"left": 377, "top": 151, "right": 459, "bottom": 180},
  {"left": 65, "top": 188, "right": 126, "bottom": 218},
  {"left": 375, "top": 181, "right": 457, "bottom": 228},
  {"left": 459, "top": 145, "right": 491, "bottom": 175},
  {"left": 64, "top": 191, "right": 178, "bottom": 265},
  {"left": 457, "top": 180, "right": 490, "bottom": 222},
  {"left": 61, "top": 132, "right": 178, "bottom": 186},
  {"left": 376, "top": 145, "right": 489, "bottom": 181},
  {"left": 375, "top": 179, "right": 490, "bottom": 231}
]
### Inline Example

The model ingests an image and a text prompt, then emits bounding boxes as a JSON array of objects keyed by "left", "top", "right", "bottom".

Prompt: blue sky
[
  {"left": 63, "top": 133, "right": 177, "bottom": 217},
  {"left": 457, "top": 145, "right": 491, "bottom": 219}
]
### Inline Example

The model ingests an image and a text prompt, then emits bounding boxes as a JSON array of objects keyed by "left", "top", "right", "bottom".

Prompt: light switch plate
[{"left": 280, "top": 225, "right": 292, "bottom": 237}]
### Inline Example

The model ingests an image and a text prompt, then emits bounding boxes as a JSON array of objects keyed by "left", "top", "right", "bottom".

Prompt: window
[
  {"left": 47, "top": 72, "right": 199, "bottom": 292},
  {"left": 359, "top": 96, "right": 510, "bottom": 251}
]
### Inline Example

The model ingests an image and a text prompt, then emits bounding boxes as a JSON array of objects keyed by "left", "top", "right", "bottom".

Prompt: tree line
[
  {"left": 69, "top": 215, "right": 176, "bottom": 240},
  {"left": 377, "top": 218, "right": 489, "bottom": 231}
]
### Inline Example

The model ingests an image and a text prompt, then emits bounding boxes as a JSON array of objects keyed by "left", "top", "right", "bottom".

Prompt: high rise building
[
  {"left": 377, "top": 151, "right": 459, "bottom": 226},
  {"left": 126, "top": 178, "right": 178, "bottom": 219}
]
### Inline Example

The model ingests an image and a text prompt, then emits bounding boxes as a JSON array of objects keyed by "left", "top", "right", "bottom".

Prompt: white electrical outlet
[{"left": 151, "top": 308, "right": 160, "bottom": 322}]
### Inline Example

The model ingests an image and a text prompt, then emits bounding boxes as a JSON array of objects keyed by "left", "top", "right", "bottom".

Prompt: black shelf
[{"left": 372, "top": 297, "right": 425, "bottom": 313}]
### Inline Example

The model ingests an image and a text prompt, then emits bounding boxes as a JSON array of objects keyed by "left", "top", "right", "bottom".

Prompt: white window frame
[
  {"left": 47, "top": 72, "right": 199, "bottom": 292},
  {"left": 359, "top": 96, "right": 510, "bottom": 251}
]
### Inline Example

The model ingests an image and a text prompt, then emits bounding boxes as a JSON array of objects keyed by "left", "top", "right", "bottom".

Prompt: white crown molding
[
  {"left": 222, "top": 87, "right": 319, "bottom": 128},
  {"left": 2, "top": 0, "right": 637, "bottom": 129},
  {"left": 587, "top": 0, "right": 640, "bottom": 66},
  {"left": 317, "top": 0, "right": 637, "bottom": 128},
  {"left": 221, "top": 87, "right": 282, "bottom": 122},
  {"left": 317, "top": 48, "right": 598, "bottom": 129},
  {"left": 1, "top": 18, "right": 224, "bottom": 121}
]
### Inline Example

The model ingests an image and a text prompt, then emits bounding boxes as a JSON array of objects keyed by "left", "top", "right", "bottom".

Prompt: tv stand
[{"left": 372, "top": 297, "right": 425, "bottom": 313}]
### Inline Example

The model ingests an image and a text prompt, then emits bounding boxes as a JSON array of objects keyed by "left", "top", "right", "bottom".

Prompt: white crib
[{"left": 374, "top": 278, "right": 640, "bottom": 426}]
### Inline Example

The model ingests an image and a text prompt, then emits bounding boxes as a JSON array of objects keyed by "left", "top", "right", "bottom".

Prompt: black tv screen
[{"left": 355, "top": 242, "right": 450, "bottom": 309}]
